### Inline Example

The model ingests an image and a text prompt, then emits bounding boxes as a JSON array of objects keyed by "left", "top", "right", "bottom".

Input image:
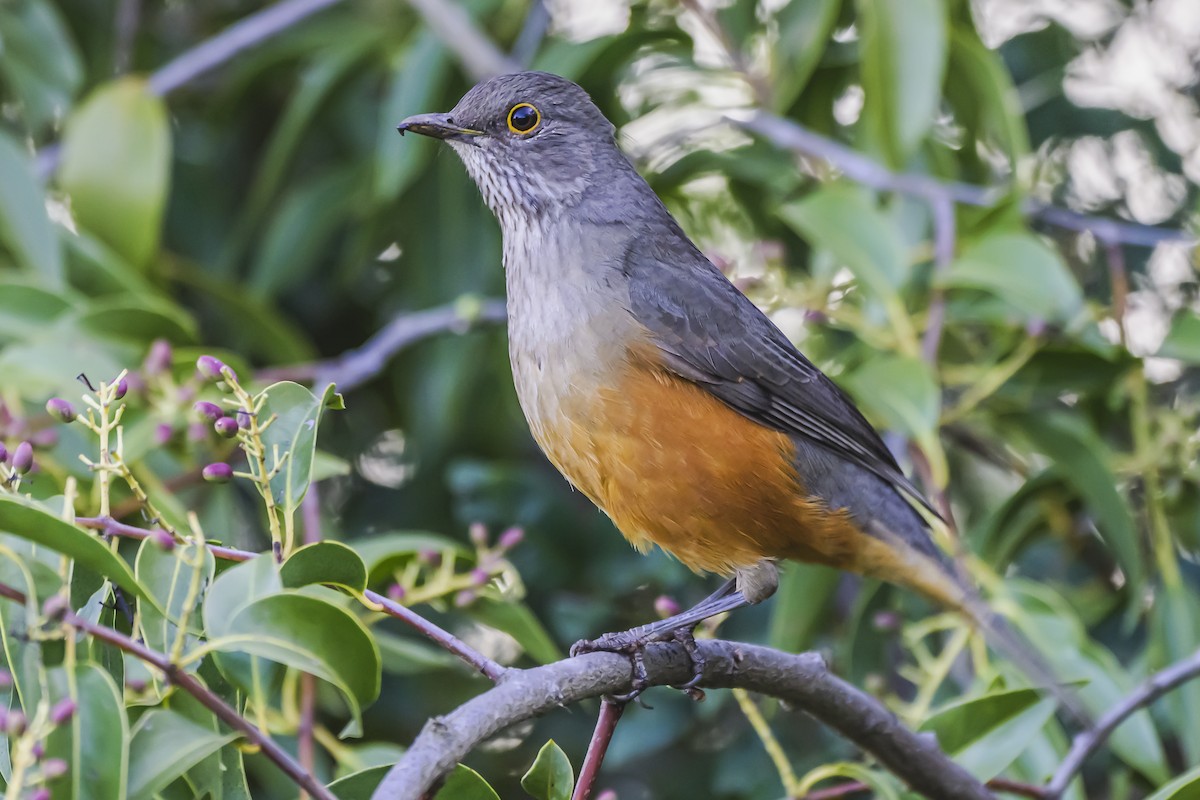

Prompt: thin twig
[
  {"left": 804, "top": 778, "right": 1045, "bottom": 800},
  {"left": 0, "top": 581, "right": 337, "bottom": 800},
  {"left": 1045, "top": 646, "right": 1200, "bottom": 797},
  {"left": 76, "top": 515, "right": 254, "bottom": 562},
  {"left": 734, "top": 111, "right": 1194, "bottom": 248},
  {"left": 257, "top": 298, "right": 507, "bottom": 393},
  {"left": 571, "top": 699, "right": 626, "bottom": 800},
  {"left": 403, "top": 0, "right": 519, "bottom": 80},
  {"left": 510, "top": 0, "right": 550, "bottom": 68},
  {"left": 373, "top": 642, "right": 994, "bottom": 800}
]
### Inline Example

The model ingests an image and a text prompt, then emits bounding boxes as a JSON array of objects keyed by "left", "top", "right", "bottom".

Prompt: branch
[
  {"left": 403, "top": 0, "right": 519, "bottom": 80},
  {"left": 1045, "top": 646, "right": 1200, "bottom": 797},
  {"left": 0, "top": 582, "right": 337, "bottom": 800},
  {"left": 256, "top": 297, "right": 507, "bottom": 393},
  {"left": 371, "top": 641, "right": 994, "bottom": 800},
  {"left": 571, "top": 699, "right": 625, "bottom": 800},
  {"left": 734, "top": 111, "right": 1195, "bottom": 248}
]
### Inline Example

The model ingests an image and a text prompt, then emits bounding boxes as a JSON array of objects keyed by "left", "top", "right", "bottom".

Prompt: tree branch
[
  {"left": 571, "top": 699, "right": 625, "bottom": 800},
  {"left": 371, "top": 641, "right": 994, "bottom": 800},
  {"left": 0, "top": 581, "right": 337, "bottom": 800},
  {"left": 403, "top": 0, "right": 519, "bottom": 80},
  {"left": 733, "top": 111, "right": 1194, "bottom": 248},
  {"left": 1045, "top": 646, "right": 1200, "bottom": 797},
  {"left": 256, "top": 297, "right": 507, "bottom": 393}
]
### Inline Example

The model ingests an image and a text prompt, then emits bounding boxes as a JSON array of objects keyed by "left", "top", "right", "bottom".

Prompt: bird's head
[{"left": 397, "top": 71, "right": 621, "bottom": 217}]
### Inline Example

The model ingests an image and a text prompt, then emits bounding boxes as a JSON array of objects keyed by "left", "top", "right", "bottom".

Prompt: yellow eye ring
[{"left": 507, "top": 103, "right": 541, "bottom": 135}]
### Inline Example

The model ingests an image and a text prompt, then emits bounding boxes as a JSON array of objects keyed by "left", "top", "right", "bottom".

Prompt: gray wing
[{"left": 622, "top": 233, "right": 938, "bottom": 517}]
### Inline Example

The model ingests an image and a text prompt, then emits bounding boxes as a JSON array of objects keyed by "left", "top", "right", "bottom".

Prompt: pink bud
[
  {"left": 50, "top": 698, "right": 76, "bottom": 725},
  {"left": 0, "top": 669, "right": 10, "bottom": 687},
  {"left": 654, "top": 595, "right": 681, "bottom": 619},
  {"left": 469, "top": 568, "right": 490, "bottom": 587},
  {"left": 417, "top": 550, "right": 441, "bottom": 567},
  {"left": 113, "top": 377, "right": 129, "bottom": 400},
  {"left": 454, "top": 590, "right": 476, "bottom": 607},
  {"left": 192, "top": 401, "right": 223, "bottom": 421},
  {"left": 151, "top": 529, "right": 176, "bottom": 551},
  {"left": 154, "top": 423, "right": 173, "bottom": 445},
  {"left": 11, "top": 441, "right": 33, "bottom": 474},
  {"left": 213, "top": 417, "right": 239, "bottom": 439},
  {"left": 41, "top": 757, "right": 68, "bottom": 779},
  {"left": 468, "top": 522, "right": 488, "bottom": 547},
  {"left": 387, "top": 583, "right": 406, "bottom": 602},
  {"left": 196, "top": 355, "right": 226, "bottom": 381},
  {"left": 30, "top": 789, "right": 50, "bottom": 800},
  {"left": 0, "top": 443, "right": 7, "bottom": 463},
  {"left": 202, "top": 463, "right": 233, "bottom": 484},
  {"left": 596, "top": 792, "right": 619, "bottom": 800},
  {"left": 30, "top": 428, "right": 57, "bottom": 448},
  {"left": 45, "top": 398, "right": 76, "bottom": 423},
  {"left": 498, "top": 527, "right": 524, "bottom": 550},
  {"left": 143, "top": 339, "right": 172, "bottom": 376},
  {"left": 6, "top": 709, "right": 26, "bottom": 736},
  {"left": 31, "top": 740, "right": 44, "bottom": 759}
]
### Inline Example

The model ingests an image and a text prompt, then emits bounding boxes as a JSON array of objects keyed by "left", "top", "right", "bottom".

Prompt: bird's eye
[{"left": 507, "top": 103, "right": 541, "bottom": 135}]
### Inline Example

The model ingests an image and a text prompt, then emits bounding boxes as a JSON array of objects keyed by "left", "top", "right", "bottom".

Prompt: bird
[{"left": 397, "top": 71, "right": 1053, "bottom": 696}]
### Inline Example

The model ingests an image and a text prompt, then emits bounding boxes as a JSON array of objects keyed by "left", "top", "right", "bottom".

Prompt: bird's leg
[{"left": 571, "top": 561, "right": 779, "bottom": 699}]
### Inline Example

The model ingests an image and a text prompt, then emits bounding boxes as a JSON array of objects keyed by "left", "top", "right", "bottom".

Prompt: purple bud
[
  {"left": 151, "top": 529, "right": 176, "bottom": 552},
  {"left": 6, "top": 709, "right": 26, "bottom": 736},
  {"left": 196, "top": 355, "right": 226, "bottom": 381},
  {"left": 0, "top": 443, "right": 7, "bottom": 463},
  {"left": 113, "top": 378, "right": 128, "bottom": 400},
  {"left": 187, "top": 422, "right": 208, "bottom": 442},
  {"left": 50, "top": 698, "right": 76, "bottom": 725},
  {"left": 42, "top": 595, "right": 68, "bottom": 621},
  {"left": 11, "top": 441, "right": 33, "bottom": 474},
  {"left": 30, "top": 789, "right": 50, "bottom": 800},
  {"left": 417, "top": 550, "right": 441, "bottom": 567},
  {"left": 387, "top": 583, "right": 406, "bottom": 602},
  {"left": 41, "top": 757, "right": 67, "bottom": 779},
  {"left": 236, "top": 410, "right": 251, "bottom": 429},
  {"left": 144, "top": 339, "right": 172, "bottom": 376},
  {"left": 202, "top": 463, "right": 233, "bottom": 484},
  {"left": 596, "top": 792, "right": 619, "bottom": 800},
  {"left": 125, "top": 678, "right": 147, "bottom": 693},
  {"left": 30, "top": 428, "right": 57, "bottom": 449},
  {"left": 454, "top": 590, "right": 476, "bottom": 608},
  {"left": 654, "top": 595, "right": 681, "bottom": 619},
  {"left": 872, "top": 610, "right": 901, "bottom": 632},
  {"left": 153, "top": 423, "right": 173, "bottom": 445},
  {"left": 31, "top": 740, "right": 45, "bottom": 758},
  {"left": 468, "top": 522, "right": 488, "bottom": 547},
  {"left": 213, "top": 417, "right": 239, "bottom": 439},
  {"left": 192, "top": 401, "right": 223, "bottom": 421},
  {"left": 0, "top": 668, "right": 11, "bottom": 687},
  {"left": 469, "top": 568, "right": 490, "bottom": 587},
  {"left": 498, "top": 527, "right": 524, "bottom": 550},
  {"left": 45, "top": 398, "right": 76, "bottom": 423}
]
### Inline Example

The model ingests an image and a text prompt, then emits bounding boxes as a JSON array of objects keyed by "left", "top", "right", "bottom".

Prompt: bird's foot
[{"left": 571, "top": 626, "right": 706, "bottom": 703}]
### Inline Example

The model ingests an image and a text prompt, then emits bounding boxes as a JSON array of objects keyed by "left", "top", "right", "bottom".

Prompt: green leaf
[
  {"left": 433, "top": 764, "right": 501, "bottom": 800},
  {"left": 768, "top": 562, "right": 840, "bottom": 653},
  {"left": 375, "top": 33, "right": 451, "bottom": 202},
  {"left": 941, "top": 232, "right": 1083, "bottom": 323},
  {"left": 521, "top": 740, "right": 574, "bottom": 800},
  {"left": 376, "top": 630, "right": 458, "bottom": 675},
  {"left": 135, "top": 536, "right": 214, "bottom": 660},
  {"left": 841, "top": 354, "right": 940, "bottom": 442},
  {"left": 771, "top": 0, "right": 841, "bottom": 111},
  {"left": 328, "top": 765, "right": 392, "bottom": 800},
  {"left": 77, "top": 295, "right": 198, "bottom": 344},
  {"left": 0, "top": 0, "right": 82, "bottom": 133},
  {"left": 1153, "top": 586, "right": 1200, "bottom": 762},
  {"left": 259, "top": 381, "right": 343, "bottom": 517},
  {"left": 201, "top": 554, "right": 284, "bottom": 710},
  {"left": 1145, "top": 765, "right": 1200, "bottom": 800},
  {"left": 0, "top": 495, "right": 157, "bottom": 611},
  {"left": 945, "top": 29, "right": 1030, "bottom": 162},
  {"left": 281, "top": 541, "right": 368, "bottom": 596},
  {"left": 126, "top": 710, "right": 238, "bottom": 800},
  {"left": 213, "top": 590, "right": 381, "bottom": 737},
  {"left": 59, "top": 77, "right": 171, "bottom": 270},
  {"left": 919, "top": 688, "right": 1056, "bottom": 780},
  {"left": 1015, "top": 413, "right": 1143, "bottom": 590},
  {"left": 353, "top": 532, "right": 467, "bottom": 585},
  {"left": 469, "top": 597, "right": 563, "bottom": 664},
  {"left": 858, "top": 0, "right": 948, "bottom": 166},
  {"left": 1157, "top": 312, "right": 1200, "bottom": 362},
  {"left": 0, "top": 131, "right": 62, "bottom": 283},
  {"left": 44, "top": 663, "right": 128, "bottom": 800},
  {"left": 778, "top": 185, "right": 909, "bottom": 294},
  {"left": 0, "top": 279, "right": 73, "bottom": 342}
]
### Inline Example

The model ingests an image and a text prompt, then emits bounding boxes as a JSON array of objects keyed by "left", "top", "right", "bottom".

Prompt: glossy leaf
[
  {"left": 469, "top": 597, "right": 563, "bottom": 664},
  {"left": 353, "top": 532, "right": 467, "bottom": 585},
  {"left": 135, "top": 536, "right": 214, "bottom": 660},
  {"left": 772, "top": 0, "right": 841, "bottom": 111},
  {"left": 1157, "top": 312, "right": 1200, "bottom": 362},
  {"left": 126, "top": 709, "right": 238, "bottom": 800},
  {"left": 44, "top": 663, "right": 128, "bottom": 800},
  {"left": 1145, "top": 766, "right": 1200, "bottom": 800},
  {"left": 941, "top": 232, "right": 1083, "bottom": 323},
  {"left": 259, "top": 381, "right": 343, "bottom": 516},
  {"left": 59, "top": 78, "right": 171, "bottom": 270},
  {"left": 434, "top": 764, "right": 501, "bottom": 800},
  {"left": 212, "top": 589, "right": 381, "bottom": 737},
  {"left": 920, "top": 688, "right": 1056, "bottom": 780},
  {"left": 521, "top": 740, "right": 574, "bottom": 800},
  {"left": 858, "top": 0, "right": 948, "bottom": 165},
  {"left": 281, "top": 540, "right": 369, "bottom": 595},
  {"left": 0, "top": 280, "right": 73, "bottom": 342},
  {"left": 0, "top": 131, "right": 62, "bottom": 282}
]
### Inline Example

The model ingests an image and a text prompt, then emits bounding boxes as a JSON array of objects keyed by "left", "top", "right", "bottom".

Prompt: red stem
[{"left": 570, "top": 699, "right": 625, "bottom": 800}]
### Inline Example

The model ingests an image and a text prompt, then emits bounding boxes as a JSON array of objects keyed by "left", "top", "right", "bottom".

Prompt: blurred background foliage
[{"left": 1, "top": 0, "right": 1200, "bottom": 797}]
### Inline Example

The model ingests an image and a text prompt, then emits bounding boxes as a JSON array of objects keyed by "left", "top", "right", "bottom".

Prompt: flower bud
[
  {"left": 31, "top": 740, "right": 45, "bottom": 759},
  {"left": 192, "top": 401, "right": 223, "bottom": 421},
  {"left": 30, "top": 429, "right": 57, "bottom": 448},
  {"left": 144, "top": 339, "right": 172, "bottom": 376},
  {"left": 6, "top": 709, "right": 26, "bottom": 736},
  {"left": 41, "top": 757, "right": 68, "bottom": 779},
  {"left": 30, "top": 789, "right": 50, "bottom": 800},
  {"left": 50, "top": 698, "right": 76, "bottom": 725},
  {"left": 596, "top": 791, "right": 619, "bottom": 800},
  {"left": 0, "top": 443, "right": 7, "bottom": 463},
  {"left": 454, "top": 590, "right": 476, "bottom": 608},
  {"left": 468, "top": 522, "right": 488, "bottom": 547},
  {"left": 202, "top": 463, "right": 233, "bottom": 484},
  {"left": 654, "top": 595, "right": 681, "bottom": 619},
  {"left": 872, "top": 610, "right": 901, "bottom": 633},
  {"left": 11, "top": 441, "right": 33, "bottom": 474},
  {"left": 417, "top": 550, "right": 441, "bottom": 567},
  {"left": 386, "top": 583, "right": 406, "bottom": 602},
  {"left": 469, "top": 568, "right": 490, "bottom": 587},
  {"left": 45, "top": 398, "right": 76, "bottom": 423},
  {"left": 213, "top": 417, "right": 239, "bottom": 439},
  {"left": 0, "top": 668, "right": 11, "bottom": 687},
  {"left": 154, "top": 423, "right": 173, "bottom": 445},
  {"left": 187, "top": 422, "right": 209, "bottom": 442},
  {"left": 125, "top": 678, "right": 147, "bottom": 693},
  {"left": 498, "top": 527, "right": 524, "bottom": 550},
  {"left": 113, "top": 377, "right": 129, "bottom": 400},
  {"left": 196, "top": 355, "right": 226, "bottom": 381},
  {"left": 236, "top": 410, "right": 251, "bottom": 429},
  {"left": 42, "top": 594, "right": 68, "bottom": 621},
  {"left": 151, "top": 528, "right": 176, "bottom": 552}
]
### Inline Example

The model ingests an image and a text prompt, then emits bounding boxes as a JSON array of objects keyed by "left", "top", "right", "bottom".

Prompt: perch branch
[
  {"left": 571, "top": 699, "right": 626, "bottom": 800},
  {"left": 371, "top": 641, "right": 994, "bottom": 800},
  {"left": 1045, "top": 646, "right": 1200, "bottom": 797},
  {"left": 0, "top": 581, "right": 337, "bottom": 800}
]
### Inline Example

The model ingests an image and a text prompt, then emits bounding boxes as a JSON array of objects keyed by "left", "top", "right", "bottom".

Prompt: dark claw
[
  {"left": 668, "top": 628, "right": 706, "bottom": 695},
  {"left": 571, "top": 624, "right": 708, "bottom": 702}
]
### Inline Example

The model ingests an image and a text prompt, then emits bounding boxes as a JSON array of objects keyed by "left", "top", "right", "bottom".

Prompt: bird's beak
[{"left": 396, "top": 113, "right": 483, "bottom": 142}]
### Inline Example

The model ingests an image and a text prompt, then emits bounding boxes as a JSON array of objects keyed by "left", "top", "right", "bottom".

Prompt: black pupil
[{"left": 511, "top": 106, "right": 537, "bottom": 131}]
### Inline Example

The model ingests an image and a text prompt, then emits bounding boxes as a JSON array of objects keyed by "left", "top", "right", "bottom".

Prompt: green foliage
[{"left": 0, "top": 0, "right": 1197, "bottom": 798}]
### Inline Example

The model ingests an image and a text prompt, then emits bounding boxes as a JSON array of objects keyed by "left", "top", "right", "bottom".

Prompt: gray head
[{"left": 398, "top": 72, "right": 633, "bottom": 217}]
